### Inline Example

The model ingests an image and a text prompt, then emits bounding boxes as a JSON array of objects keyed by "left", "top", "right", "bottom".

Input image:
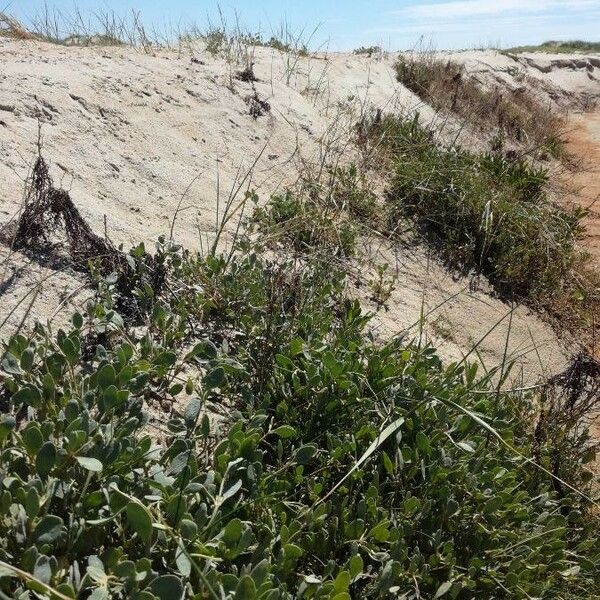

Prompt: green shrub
[
  {"left": 203, "top": 29, "right": 227, "bottom": 55},
  {"left": 353, "top": 46, "right": 382, "bottom": 56},
  {"left": 372, "top": 114, "right": 586, "bottom": 301},
  {"left": 331, "top": 164, "right": 380, "bottom": 225},
  {"left": 0, "top": 236, "right": 598, "bottom": 599},
  {"left": 252, "top": 191, "right": 358, "bottom": 257}
]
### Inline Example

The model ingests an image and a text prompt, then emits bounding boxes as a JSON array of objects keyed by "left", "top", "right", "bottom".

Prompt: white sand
[{"left": 1, "top": 39, "right": 599, "bottom": 381}]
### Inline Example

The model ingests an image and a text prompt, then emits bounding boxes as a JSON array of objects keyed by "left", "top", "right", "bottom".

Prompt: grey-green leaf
[
  {"left": 435, "top": 581, "right": 453, "bottom": 598},
  {"left": 126, "top": 501, "right": 153, "bottom": 544},
  {"left": 273, "top": 425, "right": 297, "bottom": 439},
  {"left": 203, "top": 366, "right": 224, "bottom": 389},
  {"left": 235, "top": 575, "right": 257, "bottom": 599},
  {"left": 33, "top": 515, "right": 65, "bottom": 544},
  {"left": 295, "top": 444, "right": 317, "bottom": 465},
  {"left": 76, "top": 456, "right": 103, "bottom": 472},
  {"left": 0, "top": 416, "right": 16, "bottom": 441},
  {"left": 20, "top": 347, "right": 35, "bottom": 372},
  {"left": 149, "top": 574, "right": 184, "bottom": 600},
  {"left": 97, "top": 364, "right": 116, "bottom": 389},
  {"left": 11, "top": 385, "right": 42, "bottom": 409},
  {"left": 1, "top": 352, "right": 21, "bottom": 375},
  {"left": 36, "top": 441, "right": 56, "bottom": 477},
  {"left": 184, "top": 397, "right": 202, "bottom": 427}
]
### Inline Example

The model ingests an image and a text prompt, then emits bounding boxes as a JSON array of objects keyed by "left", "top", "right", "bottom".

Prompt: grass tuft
[{"left": 0, "top": 13, "right": 39, "bottom": 40}]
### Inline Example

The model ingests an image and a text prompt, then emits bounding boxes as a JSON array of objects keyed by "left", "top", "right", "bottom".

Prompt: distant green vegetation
[
  {"left": 368, "top": 113, "right": 587, "bottom": 305},
  {"left": 507, "top": 40, "right": 600, "bottom": 54},
  {"left": 353, "top": 45, "right": 382, "bottom": 57}
]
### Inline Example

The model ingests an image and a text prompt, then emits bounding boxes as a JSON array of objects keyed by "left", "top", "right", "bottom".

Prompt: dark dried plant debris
[{"left": 12, "top": 156, "right": 124, "bottom": 272}]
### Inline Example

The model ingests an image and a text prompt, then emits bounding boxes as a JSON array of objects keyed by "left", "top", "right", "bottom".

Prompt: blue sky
[{"left": 7, "top": 0, "right": 600, "bottom": 50}]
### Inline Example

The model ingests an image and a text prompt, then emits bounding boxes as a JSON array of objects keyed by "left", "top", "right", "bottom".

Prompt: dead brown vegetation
[
  {"left": 6, "top": 154, "right": 172, "bottom": 324},
  {"left": 0, "top": 13, "right": 39, "bottom": 41},
  {"left": 12, "top": 156, "right": 123, "bottom": 272},
  {"left": 535, "top": 351, "right": 600, "bottom": 494},
  {"left": 245, "top": 92, "right": 271, "bottom": 118},
  {"left": 395, "top": 53, "right": 564, "bottom": 157}
]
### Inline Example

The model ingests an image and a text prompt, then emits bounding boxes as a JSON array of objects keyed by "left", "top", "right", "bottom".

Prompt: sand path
[
  {"left": 565, "top": 111, "right": 600, "bottom": 261},
  {"left": 564, "top": 111, "right": 600, "bottom": 454}
]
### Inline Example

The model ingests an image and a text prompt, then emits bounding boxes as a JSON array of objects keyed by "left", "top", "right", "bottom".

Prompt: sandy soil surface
[
  {"left": 1, "top": 39, "right": 599, "bottom": 383},
  {"left": 564, "top": 111, "right": 600, "bottom": 260}
]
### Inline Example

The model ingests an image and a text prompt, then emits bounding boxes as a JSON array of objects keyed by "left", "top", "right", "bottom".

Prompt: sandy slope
[{"left": 1, "top": 39, "right": 599, "bottom": 381}]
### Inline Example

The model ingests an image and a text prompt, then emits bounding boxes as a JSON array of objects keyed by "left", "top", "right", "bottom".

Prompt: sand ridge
[{"left": 1, "top": 39, "right": 599, "bottom": 381}]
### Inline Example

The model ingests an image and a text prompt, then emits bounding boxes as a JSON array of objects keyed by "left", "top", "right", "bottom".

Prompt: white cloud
[
  {"left": 366, "top": 1, "right": 600, "bottom": 48},
  {"left": 391, "top": 0, "right": 600, "bottom": 21}
]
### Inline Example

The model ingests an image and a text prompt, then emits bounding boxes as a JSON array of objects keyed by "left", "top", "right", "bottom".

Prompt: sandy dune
[{"left": 1, "top": 38, "right": 599, "bottom": 381}]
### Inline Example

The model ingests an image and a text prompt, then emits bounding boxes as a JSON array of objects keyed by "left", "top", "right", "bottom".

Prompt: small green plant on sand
[
  {"left": 251, "top": 190, "right": 358, "bottom": 257},
  {"left": 331, "top": 164, "right": 381, "bottom": 227},
  {"left": 368, "top": 262, "right": 396, "bottom": 310}
]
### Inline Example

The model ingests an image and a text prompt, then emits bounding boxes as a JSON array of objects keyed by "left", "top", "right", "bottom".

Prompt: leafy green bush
[
  {"left": 371, "top": 113, "right": 586, "bottom": 301},
  {"left": 0, "top": 235, "right": 598, "bottom": 599}
]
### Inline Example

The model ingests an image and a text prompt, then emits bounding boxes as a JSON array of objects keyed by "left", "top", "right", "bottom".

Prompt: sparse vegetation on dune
[
  {"left": 250, "top": 162, "right": 384, "bottom": 259},
  {"left": 0, "top": 8, "right": 151, "bottom": 49},
  {"left": 369, "top": 114, "right": 582, "bottom": 296},
  {"left": 0, "top": 8, "right": 313, "bottom": 64},
  {"left": 507, "top": 40, "right": 600, "bottom": 54},
  {"left": 363, "top": 112, "right": 600, "bottom": 342},
  {"left": 0, "top": 13, "right": 38, "bottom": 41},
  {"left": 251, "top": 191, "right": 358, "bottom": 258},
  {"left": 394, "top": 53, "right": 564, "bottom": 158}
]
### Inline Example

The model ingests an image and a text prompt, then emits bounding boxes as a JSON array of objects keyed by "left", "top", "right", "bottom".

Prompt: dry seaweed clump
[
  {"left": 12, "top": 156, "right": 123, "bottom": 273},
  {"left": 8, "top": 155, "right": 172, "bottom": 323},
  {"left": 245, "top": 92, "right": 271, "bottom": 118},
  {"left": 534, "top": 352, "right": 600, "bottom": 497}
]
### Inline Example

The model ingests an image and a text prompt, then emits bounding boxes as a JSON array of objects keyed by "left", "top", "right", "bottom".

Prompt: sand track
[{"left": 565, "top": 111, "right": 600, "bottom": 261}]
